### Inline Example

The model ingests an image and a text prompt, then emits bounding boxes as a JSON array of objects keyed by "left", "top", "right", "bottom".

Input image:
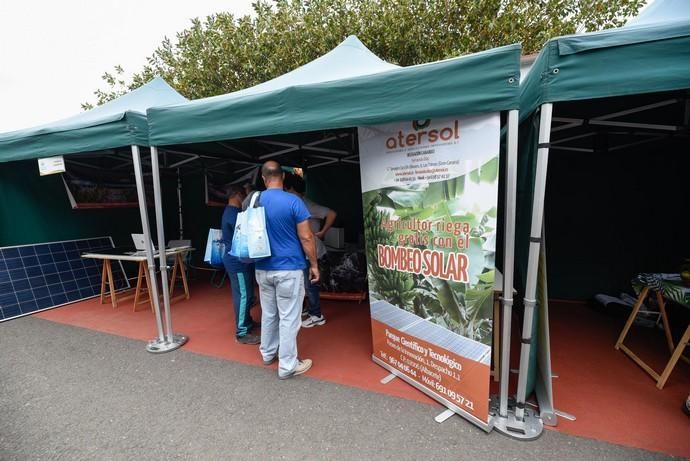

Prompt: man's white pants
[{"left": 256, "top": 269, "right": 305, "bottom": 377}]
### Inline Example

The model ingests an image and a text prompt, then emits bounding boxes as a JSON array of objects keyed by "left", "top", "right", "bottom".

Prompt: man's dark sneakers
[
  {"left": 262, "top": 355, "right": 278, "bottom": 366},
  {"left": 236, "top": 334, "right": 260, "bottom": 345}
]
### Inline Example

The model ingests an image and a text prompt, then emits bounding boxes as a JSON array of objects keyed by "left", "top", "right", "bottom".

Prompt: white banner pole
[{"left": 499, "top": 109, "right": 519, "bottom": 416}]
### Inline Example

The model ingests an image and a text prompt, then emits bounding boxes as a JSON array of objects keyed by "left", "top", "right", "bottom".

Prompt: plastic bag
[
  {"left": 204, "top": 228, "right": 225, "bottom": 267},
  {"left": 229, "top": 209, "right": 250, "bottom": 260},
  {"left": 230, "top": 192, "right": 271, "bottom": 261}
]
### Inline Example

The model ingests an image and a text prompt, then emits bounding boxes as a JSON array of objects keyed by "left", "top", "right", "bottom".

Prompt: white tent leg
[
  {"left": 150, "top": 146, "right": 187, "bottom": 351},
  {"left": 516, "top": 103, "right": 553, "bottom": 420},
  {"left": 131, "top": 145, "right": 166, "bottom": 350},
  {"left": 490, "top": 110, "right": 543, "bottom": 440}
]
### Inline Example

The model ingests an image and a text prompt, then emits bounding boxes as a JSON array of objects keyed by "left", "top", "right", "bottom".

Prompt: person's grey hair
[{"left": 261, "top": 162, "right": 282, "bottom": 179}]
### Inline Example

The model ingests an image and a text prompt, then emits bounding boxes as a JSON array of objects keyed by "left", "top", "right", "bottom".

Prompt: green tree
[{"left": 85, "top": 0, "right": 645, "bottom": 106}]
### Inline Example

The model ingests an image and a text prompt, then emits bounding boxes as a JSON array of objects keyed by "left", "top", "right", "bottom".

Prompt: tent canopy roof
[
  {"left": 0, "top": 77, "right": 187, "bottom": 164},
  {"left": 520, "top": 0, "right": 690, "bottom": 117},
  {"left": 625, "top": 0, "right": 690, "bottom": 27},
  {"left": 203, "top": 35, "right": 400, "bottom": 102},
  {"left": 148, "top": 36, "right": 521, "bottom": 147}
]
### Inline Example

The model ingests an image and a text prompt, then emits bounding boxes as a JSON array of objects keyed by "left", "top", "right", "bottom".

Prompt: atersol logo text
[{"left": 386, "top": 119, "right": 460, "bottom": 149}]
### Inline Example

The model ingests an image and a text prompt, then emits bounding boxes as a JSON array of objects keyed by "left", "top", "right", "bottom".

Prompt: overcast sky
[
  {"left": 0, "top": 1, "right": 654, "bottom": 133},
  {"left": 0, "top": 0, "right": 255, "bottom": 132}
]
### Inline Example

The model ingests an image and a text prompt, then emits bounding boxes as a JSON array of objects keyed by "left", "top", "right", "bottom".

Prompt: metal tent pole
[
  {"left": 150, "top": 146, "right": 188, "bottom": 351},
  {"left": 492, "top": 108, "right": 546, "bottom": 440},
  {"left": 131, "top": 145, "right": 167, "bottom": 351},
  {"left": 517, "top": 103, "right": 554, "bottom": 426}
]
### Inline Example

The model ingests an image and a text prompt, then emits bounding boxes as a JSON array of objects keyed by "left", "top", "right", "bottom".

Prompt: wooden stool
[{"left": 168, "top": 252, "right": 191, "bottom": 301}]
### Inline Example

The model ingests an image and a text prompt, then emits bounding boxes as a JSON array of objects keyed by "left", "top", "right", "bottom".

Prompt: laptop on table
[{"left": 130, "top": 234, "right": 157, "bottom": 255}]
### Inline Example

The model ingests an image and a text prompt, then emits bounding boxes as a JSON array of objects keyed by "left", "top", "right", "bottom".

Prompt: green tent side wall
[
  {"left": 305, "top": 163, "right": 364, "bottom": 244},
  {"left": 516, "top": 106, "right": 690, "bottom": 396},
  {"left": 0, "top": 161, "right": 180, "bottom": 274},
  {"left": 517, "top": 15, "right": 690, "bottom": 401},
  {"left": 0, "top": 161, "right": 140, "bottom": 247},
  {"left": 514, "top": 111, "right": 541, "bottom": 396},
  {"left": 178, "top": 173, "right": 224, "bottom": 265},
  {"left": 542, "top": 135, "right": 690, "bottom": 298}
]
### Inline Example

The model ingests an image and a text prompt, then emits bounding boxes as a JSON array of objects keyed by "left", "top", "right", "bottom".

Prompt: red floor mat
[
  {"left": 34, "top": 282, "right": 690, "bottom": 456},
  {"left": 546, "top": 301, "right": 690, "bottom": 456}
]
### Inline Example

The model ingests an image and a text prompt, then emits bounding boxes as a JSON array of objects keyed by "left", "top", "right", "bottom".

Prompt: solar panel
[
  {"left": 371, "top": 300, "right": 491, "bottom": 364},
  {"left": 0, "top": 237, "right": 130, "bottom": 322}
]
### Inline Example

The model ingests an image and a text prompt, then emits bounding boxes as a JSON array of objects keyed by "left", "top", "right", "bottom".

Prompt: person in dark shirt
[
  {"left": 285, "top": 174, "right": 336, "bottom": 328},
  {"left": 221, "top": 184, "right": 259, "bottom": 345},
  {"left": 256, "top": 161, "right": 319, "bottom": 379}
]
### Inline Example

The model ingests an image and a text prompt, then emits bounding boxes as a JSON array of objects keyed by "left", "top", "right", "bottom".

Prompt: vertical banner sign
[{"left": 358, "top": 114, "right": 500, "bottom": 428}]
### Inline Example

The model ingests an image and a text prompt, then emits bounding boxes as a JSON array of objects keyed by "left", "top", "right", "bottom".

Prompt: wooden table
[{"left": 82, "top": 246, "right": 192, "bottom": 311}]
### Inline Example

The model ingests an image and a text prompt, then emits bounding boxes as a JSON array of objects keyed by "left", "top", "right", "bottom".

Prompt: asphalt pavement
[{"left": 0, "top": 317, "right": 677, "bottom": 460}]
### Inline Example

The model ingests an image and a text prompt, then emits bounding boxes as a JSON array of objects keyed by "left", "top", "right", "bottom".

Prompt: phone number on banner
[{"left": 382, "top": 351, "right": 474, "bottom": 412}]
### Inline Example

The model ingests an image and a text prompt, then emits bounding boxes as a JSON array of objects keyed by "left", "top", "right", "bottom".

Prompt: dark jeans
[
  {"left": 304, "top": 258, "right": 323, "bottom": 317},
  {"left": 223, "top": 259, "right": 256, "bottom": 338}
]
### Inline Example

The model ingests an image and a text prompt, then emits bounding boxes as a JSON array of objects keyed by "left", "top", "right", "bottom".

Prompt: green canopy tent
[
  {"left": 146, "top": 36, "right": 532, "bottom": 435},
  {"left": 0, "top": 77, "right": 189, "bottom": 353},
  {"left": 147, "top": 37, "right": 520, "bottom": 145},
  {"left": 517, "top": 0, "right": 690, "bottom": 427}
]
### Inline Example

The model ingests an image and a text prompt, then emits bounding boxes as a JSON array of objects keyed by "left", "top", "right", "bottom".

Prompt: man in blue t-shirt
[
  {"left": 221, "top": 184, "right": 259, "bottom": 345},
  {"left": 255, "top": 161, "right": 319, "bottom": 379}
]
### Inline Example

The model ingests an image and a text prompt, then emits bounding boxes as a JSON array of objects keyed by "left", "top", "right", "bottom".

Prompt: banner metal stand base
[
  {"left": 489, "top": 396, "right": 543, "bottom": 440},
  {"left": 434, "top": 409, "right": 456, "bottom": 423},
  {"left": 380, "top": 373, "right": 397, "bottom": 385},
  {"left": 146, "top": 334, "right": 188, "bottom": 354}
]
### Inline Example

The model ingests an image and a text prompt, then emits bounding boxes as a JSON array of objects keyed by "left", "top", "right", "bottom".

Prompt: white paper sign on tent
[{"left": 37, "top": 156, "right": 66, "bottom": 176}]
